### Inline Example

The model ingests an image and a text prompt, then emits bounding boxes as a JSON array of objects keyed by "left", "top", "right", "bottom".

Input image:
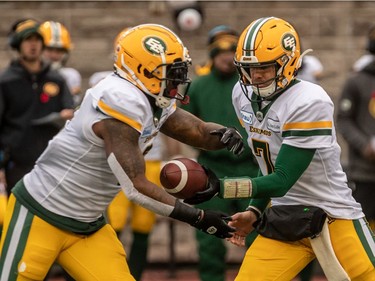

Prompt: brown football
[{"left": 160, "top": 158, "right": 208, "bottom": 199}]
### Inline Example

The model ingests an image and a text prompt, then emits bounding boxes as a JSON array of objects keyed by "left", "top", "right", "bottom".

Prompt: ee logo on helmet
[
  {"left": 281, "top": 33, "right": 296, "bottom": 52},
  {"left": 144, "top": 36, "right": 167, "bottom": 55}
]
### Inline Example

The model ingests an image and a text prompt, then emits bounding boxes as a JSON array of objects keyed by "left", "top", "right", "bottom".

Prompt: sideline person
[
  {"left": 0, "top": 18, "right": 74, "bottom": 196},
  {"left": 39, "top": 20, "right": 83, "bottom": 107}
]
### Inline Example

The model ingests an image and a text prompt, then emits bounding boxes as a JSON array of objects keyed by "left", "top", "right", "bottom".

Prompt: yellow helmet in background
[
  {"left": 39, "top": 21, "right": 72, "bottom": 51},
  {"left": 114, "top": 24, "right": 191, "bottom": 108},
  {"left": 235, "top": 17, "right": 303, "bottom": 99}
]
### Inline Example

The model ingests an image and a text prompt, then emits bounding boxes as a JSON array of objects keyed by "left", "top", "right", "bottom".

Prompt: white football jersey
[
  {"left": 23, "top": 73, "right": 176, "bottom": 222},
  {"left": 59, "top": 67, "right": 82, "bottom": 106},
  {"left": 232, "top": 80, "right": 363, "bottom": 219},
  {"left": 88, "top": 70, "right": 165, "bottom": 161},
  {"left": 59, "top": 67, "right": 81, "bottom": 93}
]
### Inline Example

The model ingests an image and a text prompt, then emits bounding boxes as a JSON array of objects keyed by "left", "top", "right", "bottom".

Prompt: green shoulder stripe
[{"left": 282, "top": 129, "right": 332, "bottom": 137}]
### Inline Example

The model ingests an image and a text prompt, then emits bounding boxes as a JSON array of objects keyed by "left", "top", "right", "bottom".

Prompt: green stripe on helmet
[{"left": 243, "top": 17, "right": 274, "bottom": 57}]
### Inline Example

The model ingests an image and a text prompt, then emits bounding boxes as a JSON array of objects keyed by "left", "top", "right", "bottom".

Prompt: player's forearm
[
  {"left": 107, "top": 153, "right": 177, "bottom": 216},
  {"left": 161, "top": 108, "right": 225, "bottom": 150},
  {"left": 218, "top": 144, "right": 315, "bottom": 199}
]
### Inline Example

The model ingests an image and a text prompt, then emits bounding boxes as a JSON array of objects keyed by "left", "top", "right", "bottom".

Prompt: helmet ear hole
[
  {"left": 287, "top": 58, "right": 298, "bottom": 76},
  {"left": 290, "top": 57, "right": 297, "bottom": 67},
  {"left": 144, "top": 69, "right": 153, "bottom": 79}
]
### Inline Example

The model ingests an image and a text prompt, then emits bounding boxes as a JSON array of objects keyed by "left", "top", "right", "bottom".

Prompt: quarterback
[
  {"left": 0, "top": 24, "right": 242, "bottom": 280},
  {"left": 187, "top": 17, "right": 375, "bottom": 280}
]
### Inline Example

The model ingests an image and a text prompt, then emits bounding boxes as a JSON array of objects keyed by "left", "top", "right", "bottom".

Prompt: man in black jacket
[
  {"left": 337, "top": 26, "right": 375, "bottom": 232},
  {"left": 0, "top": 19, "right": 74, "bottom": 196}
]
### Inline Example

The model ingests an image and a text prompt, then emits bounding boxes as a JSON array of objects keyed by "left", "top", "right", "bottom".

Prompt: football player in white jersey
[
  {"left": 185, "top": 17, "right": 375, "bottom": 280},
  {"left": 40, "top": 21, "right": 83, "bottom": 107},
  {"left": 0, "top": 24, "right": 243, "bottom": 280},
  {"left": 89, "top": 27, "right": 170, "bottom": 281}
]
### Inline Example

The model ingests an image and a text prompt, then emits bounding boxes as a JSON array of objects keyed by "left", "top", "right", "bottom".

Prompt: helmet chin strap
[{"left": 252, "top": 80, "right": 277, "bottom": 99}]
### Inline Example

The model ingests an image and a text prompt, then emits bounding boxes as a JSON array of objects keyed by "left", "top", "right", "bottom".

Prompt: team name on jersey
[{"left": 250, "top": 126, "right": 272, "bottom": 136}]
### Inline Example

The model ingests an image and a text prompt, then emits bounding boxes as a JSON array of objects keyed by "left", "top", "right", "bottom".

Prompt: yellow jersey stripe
[
  {"left": 98, "top": 100, "right": 142, "bottom": 131},
  {"left": 283, "top": 121, "right": 332, "bottom": 131}
]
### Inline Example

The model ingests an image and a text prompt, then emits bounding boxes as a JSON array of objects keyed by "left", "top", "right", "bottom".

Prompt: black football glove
[
  {"left": 193, "top": 209, "right": 234, "bottom": 239},
  {"left": 210, "top": 127, "right": 244, "bottom": 156},
  {"left": 169, "top": 200, "right": 234, "bottom": 239},
  {"left": 183, "top": 166, "right": 220, "bottom": 205}
]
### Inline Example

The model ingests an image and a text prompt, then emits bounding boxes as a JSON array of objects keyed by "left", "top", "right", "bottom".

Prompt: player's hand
[
  {"left": 226, "top": 211, "right": 257, "bottom": 247},
  {"left": 183, "top": 166, "right": 219, "bottom": 205},
  {"left": 60, "top": 108, "right": 74, "bottom": 120},
  {"left": 0, "top": 169, "right": 7, "bottom": 196},
  {"left": 0, "top": 169, "right": 7, "bottom": 187},
  {"left": 210, "top": 127, "right": 244, "bottom": 156},
  {"left": 169, "top": 200, "right": 234, "bottom": 239},
  {"left": 193, "top": 209, "right": 235, "bottom": 239}
]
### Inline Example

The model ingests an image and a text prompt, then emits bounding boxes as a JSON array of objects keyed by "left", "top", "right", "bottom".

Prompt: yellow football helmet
[
  {"left": 235, "top": 17, "right": 304, "bottom": 99},
  {"left": 39, "top": 21, "right": 72, "bottom": 51},
  {"left": 114, "top": 24, "right": 191, "bottom": 108},
  {"left": 114, "top": 27, "right": 131, "bottom": 48}
]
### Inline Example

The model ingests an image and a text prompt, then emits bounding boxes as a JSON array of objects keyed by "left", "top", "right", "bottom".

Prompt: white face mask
[
  {"left": 240, "top": 62, "right": 280, "bottom": 99},
  {"left": 251, "top": 80, "right": 277, "bottom": 98}
]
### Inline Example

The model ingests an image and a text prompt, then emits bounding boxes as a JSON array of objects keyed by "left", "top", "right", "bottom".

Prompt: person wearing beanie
[
  {"left": 0, "top": 18, "right": 74, "bottom": 198},
  {"left": 353, "top": 25, "right": 375, "bottom": 72},
  {"left": 178, "top": 25, "right": 259, "bottom": 281},
  {"left": 7, "top": 19, "right": 44, "bottom": 51},
  {"left": 195, "top": 25, "right": 239, "bottom": 76},
  {"left": 337, "top": 24, "right": 375, "bottom": 234}
]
